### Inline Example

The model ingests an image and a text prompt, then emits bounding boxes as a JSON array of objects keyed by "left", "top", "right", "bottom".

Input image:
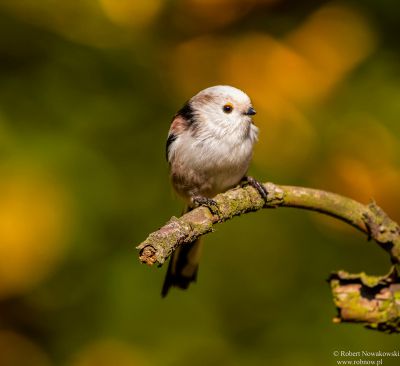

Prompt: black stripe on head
[
  {"left": 176, "top": 101, "right": 195, "bottom": 124},
  {"left": 166, "top": 133, "right": 177, "bottom": 161}
]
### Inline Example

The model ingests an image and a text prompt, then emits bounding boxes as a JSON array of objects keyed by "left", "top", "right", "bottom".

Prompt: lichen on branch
[
  {"left": 137, "top": 182, "right": 400, "bottom": 266},
  {"left": 329, "top": 267, "right": 400, "bottom": 333},
  {"left": 136, "top": 181, "right": 400, "bottom": 333}
]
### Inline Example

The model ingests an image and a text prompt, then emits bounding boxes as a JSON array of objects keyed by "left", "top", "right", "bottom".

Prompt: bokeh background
[{"left": 0, "top": 0, "right": 399, "bottom": 365}]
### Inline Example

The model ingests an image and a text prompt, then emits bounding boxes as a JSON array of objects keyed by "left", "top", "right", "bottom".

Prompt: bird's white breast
[{"left": 170, "top": 123, "right": 258, "bottom": 197}]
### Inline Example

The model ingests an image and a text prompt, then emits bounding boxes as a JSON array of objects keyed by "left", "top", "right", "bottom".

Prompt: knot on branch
[
  {"left": 363, "top": 202, "right": 400, "bottom": 263},
  {"left": 137, "top": 182, "right": 400, "bottom": 332},
  {"left": 263, "top": 182, "right": 285, "bottom": 206},
  {"left": 329, "top": 267, "right": 400, "bottom": 333},
  {"left": 137, "top": 208, "right": 214, "bottom": 266},
  {"left": 136, "top": 182, "right": 284, "bottom": 266}
]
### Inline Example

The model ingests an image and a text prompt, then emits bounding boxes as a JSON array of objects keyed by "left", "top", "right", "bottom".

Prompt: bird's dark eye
[{"left": 223, "top": 103, "right": 233, "bottom": 113}]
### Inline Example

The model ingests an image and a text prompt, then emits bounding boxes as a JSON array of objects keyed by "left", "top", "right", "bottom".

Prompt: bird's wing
[{"left": 166, "top": 114, "right": 190, "bottom": 162}]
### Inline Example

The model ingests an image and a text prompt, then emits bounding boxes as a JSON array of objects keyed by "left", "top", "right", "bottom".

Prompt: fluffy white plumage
[
  {"left": 167, "top": 85, "right": 258, "bottom": 202},
  {"left": 162, "top": 85, "right": 259, "bottom": 296}
]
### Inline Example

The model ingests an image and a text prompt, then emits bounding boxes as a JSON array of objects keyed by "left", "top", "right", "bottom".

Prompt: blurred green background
[{"left": 0, "top": 0, "right": 399, "bottom": 365}]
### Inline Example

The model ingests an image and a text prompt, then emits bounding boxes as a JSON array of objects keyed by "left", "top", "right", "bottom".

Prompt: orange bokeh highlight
[
  {"left": 312, "top": 120, "right": 400, "bottom": 225},
  {"left": 99, "top": 0, "right": 163, "bottom": 28},
  {"left": 169, "top": 4, "right": 377, "bottom": 172},
  {"left": 287, "top": 4, "right": 376, "bottom": 99},
  {"left": 0, "top": 166, "right": 71, "bottom": 298}
]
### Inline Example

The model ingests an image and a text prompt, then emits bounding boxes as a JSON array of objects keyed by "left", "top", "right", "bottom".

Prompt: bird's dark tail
[{"left": 161, "top": 206, "right": 202, "bottom": 297}]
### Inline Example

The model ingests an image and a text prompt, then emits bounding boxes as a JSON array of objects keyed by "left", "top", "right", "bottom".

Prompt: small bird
[{"left": 162, "top": 85, "right": 267, "bottom": 297}]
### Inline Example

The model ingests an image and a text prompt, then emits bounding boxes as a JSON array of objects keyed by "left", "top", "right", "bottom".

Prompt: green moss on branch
[
  {"left": 136, "top": 182, "right": 400, "bottom": 333},
  {"left": 137, "top": 182, "right": 400, "bottom": 265},
  {"left": 329, "top": 268, "right": 400, "bottom": 333}
]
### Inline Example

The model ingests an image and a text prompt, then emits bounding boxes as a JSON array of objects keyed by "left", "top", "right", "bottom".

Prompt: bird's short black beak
[{"left": 245, "top": 107, "right": 256, "bottom": 116}]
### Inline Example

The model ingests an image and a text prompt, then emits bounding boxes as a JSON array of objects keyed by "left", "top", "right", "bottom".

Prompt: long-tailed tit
[{"left": 162, "top": 85, "right": 267, "bottom": 297}]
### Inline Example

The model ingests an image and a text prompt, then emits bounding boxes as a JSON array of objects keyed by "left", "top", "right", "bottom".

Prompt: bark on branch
[
  {"left": 137, "top": 182, "right": 400, "bottom": 265},
  {"left": 137, "top": 182, "right": 400, "bottom": 332},
  {"left": 329, "top": 268, "right": 400, "bottom": 333}
]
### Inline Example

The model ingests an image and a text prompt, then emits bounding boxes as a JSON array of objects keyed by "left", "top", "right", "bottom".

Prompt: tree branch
[
  {"left": 136, "top": 182, "right": 400, "bottom": 332},
  {"left": 329, "top": 268, "right": 400, "bottom": 333},
  {"left": 137, "top": 182, "right": 400, "bottom": 266}
]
